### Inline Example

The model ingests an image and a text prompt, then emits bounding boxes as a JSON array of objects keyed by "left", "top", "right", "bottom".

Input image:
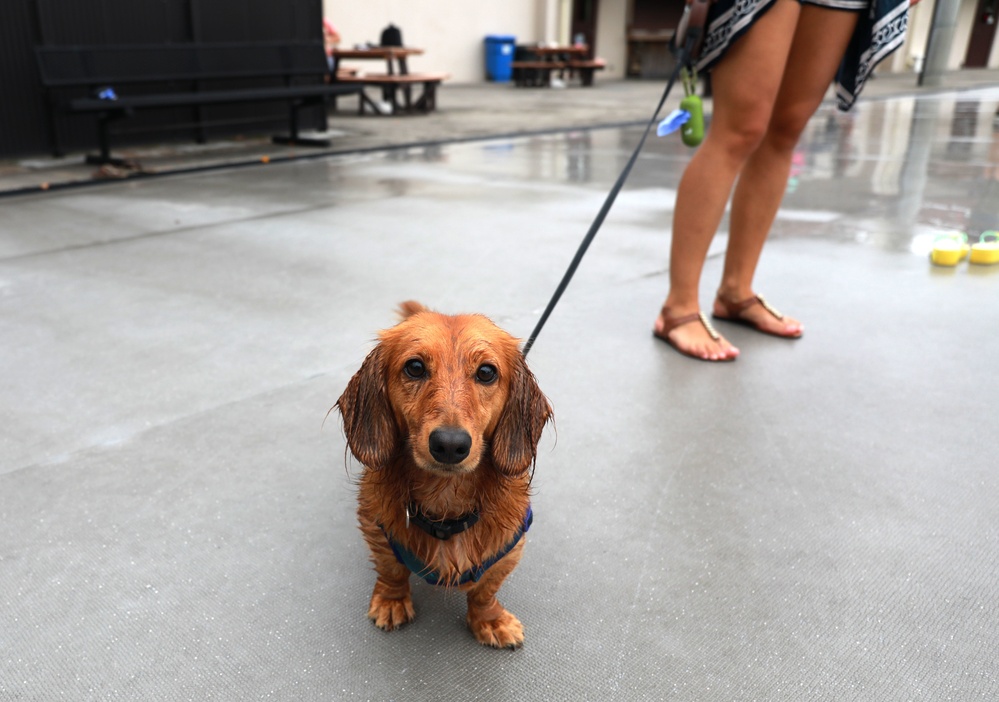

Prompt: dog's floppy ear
[
  {"left": 491, "top": 354, "right": 552, "bottom": 476},
  {"left": 336, "top": 345, "right": 399, "bottom": 468}
]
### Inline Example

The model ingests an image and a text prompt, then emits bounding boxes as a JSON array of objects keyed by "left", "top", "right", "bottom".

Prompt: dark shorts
[{"left": 695, "top": 0, "right": 909, "bottom": 110}]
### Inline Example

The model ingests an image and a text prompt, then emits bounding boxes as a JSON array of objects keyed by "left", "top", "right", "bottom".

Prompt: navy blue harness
[{"left": 382, "top": 505, "right": 533, "bottom": 587}]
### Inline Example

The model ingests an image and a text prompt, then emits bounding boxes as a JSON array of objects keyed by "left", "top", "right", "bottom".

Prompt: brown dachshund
[{"left": 336, "top": 301, "right": 552, "bottom": 649}]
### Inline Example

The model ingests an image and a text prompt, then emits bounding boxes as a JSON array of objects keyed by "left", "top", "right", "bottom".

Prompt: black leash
[{"left": 521, "top": 1, "right": 711, "bottom": 358}]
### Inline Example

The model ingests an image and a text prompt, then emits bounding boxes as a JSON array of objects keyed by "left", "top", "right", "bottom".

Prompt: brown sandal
[
  {"left": 653, "top": 307, "right": 736, "bottom": 362},
  {"left": 712, "top": 294, "right": 803, "bottom": 338}
]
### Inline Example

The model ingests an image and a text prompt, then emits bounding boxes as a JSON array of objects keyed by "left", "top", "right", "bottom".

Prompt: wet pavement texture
[{"left": 1, "top": 84, "right": 998, "bottom": 700}]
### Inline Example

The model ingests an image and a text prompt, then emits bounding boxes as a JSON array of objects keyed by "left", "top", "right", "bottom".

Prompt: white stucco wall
[
  {"left": 323, "top": 0, "right": 544, "bottom": 83},
  {"left": 324, "top": 0, "right": 995, "bottom": 83},
  {"left": 891, "top": 0, "right": 933, "bottom": 71},
  {"left": 953, "top": 0, "right": 978, "bottom": 66},
  {"left": 595, "top": 0, "right": 627, "bottom": 78},
  {"left": 901, "top": 0, "right": 999, "bottom": 71}
]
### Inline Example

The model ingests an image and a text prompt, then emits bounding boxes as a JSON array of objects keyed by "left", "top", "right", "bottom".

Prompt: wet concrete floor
[{"left": 1, "top": 84, "right": 998, "bottom": 700}]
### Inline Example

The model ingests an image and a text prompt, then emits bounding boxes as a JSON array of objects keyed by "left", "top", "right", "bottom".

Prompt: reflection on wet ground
[
  {"left": 782, "top": 88, "right": 999, "bottom": 257},
  {"left": 334, "top": 86, "right": 999, "bottom": 264}
]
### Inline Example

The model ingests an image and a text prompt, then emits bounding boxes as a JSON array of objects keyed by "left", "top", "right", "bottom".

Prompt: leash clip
[{"left": 681, "top": 66, "right": 698, "bottom": 98}]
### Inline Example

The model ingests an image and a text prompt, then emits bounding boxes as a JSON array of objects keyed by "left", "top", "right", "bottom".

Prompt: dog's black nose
[{"left": 428, "top": 428, "right": 472, "bottom": 464}]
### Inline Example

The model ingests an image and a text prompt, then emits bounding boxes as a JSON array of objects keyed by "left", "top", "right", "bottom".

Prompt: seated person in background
[{"left": 323, "top": 18, "right": 341, "bottom": 76}]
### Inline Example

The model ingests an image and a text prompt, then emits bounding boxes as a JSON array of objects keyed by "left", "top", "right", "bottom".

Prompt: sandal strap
[
  {"left": 660, "top": 308, "right": 720, "bottom": 341},
  {"left": 717, "top": 294, "right": 785, "bottom": 321}
]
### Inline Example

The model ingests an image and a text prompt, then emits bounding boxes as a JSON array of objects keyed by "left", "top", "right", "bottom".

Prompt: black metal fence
[{"left": 0, "top": 0, "right": 323, "bottom": 158}]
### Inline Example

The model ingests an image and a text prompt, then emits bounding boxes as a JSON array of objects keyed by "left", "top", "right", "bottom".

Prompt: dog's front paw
[
  {"left": 368, "top": 593, "right": 415, "bottom": 631},
  {"left": 467, "top": 609, "right": 524, "bottom": 649}
]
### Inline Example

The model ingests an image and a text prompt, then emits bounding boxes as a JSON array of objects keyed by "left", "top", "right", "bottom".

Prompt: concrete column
[
  {"left": 558, "top": 0, "right": 572, "bottom": 45},
  {"left": 540, "top": 0, "right": 559, "bottom": 44},
  {"left": 919, "top": 0, "right": 962, "bottom": 86}
]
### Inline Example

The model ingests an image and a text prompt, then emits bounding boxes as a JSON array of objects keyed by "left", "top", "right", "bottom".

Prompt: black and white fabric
[{"left": 694, "top": 0, "right": 909, "bottom": 111}]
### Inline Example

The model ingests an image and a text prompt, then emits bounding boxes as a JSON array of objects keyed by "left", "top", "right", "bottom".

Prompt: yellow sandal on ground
[
  {"left": 970, "top": 231, "right": 999, "bottom": 265},
  {"left": 930, "top": 232, "right": 970, "bottom": 266}
]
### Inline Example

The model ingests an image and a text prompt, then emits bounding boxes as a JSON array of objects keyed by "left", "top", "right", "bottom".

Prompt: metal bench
[{"left": 35, "top": 42, "right": 367, "bottom": 164}]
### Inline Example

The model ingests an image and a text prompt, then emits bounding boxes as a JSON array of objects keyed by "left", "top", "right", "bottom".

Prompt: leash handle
[{"left": 521, "top": 41, "right": 695, "bottom": 357}]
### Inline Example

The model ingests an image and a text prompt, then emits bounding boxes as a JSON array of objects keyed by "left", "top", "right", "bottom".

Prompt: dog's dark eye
[
  {"left": 476, "top": 364, "right": 498, "bottom": 384},
  {"left": 403, "top": 359, "right": 426, "bottom": 379}
]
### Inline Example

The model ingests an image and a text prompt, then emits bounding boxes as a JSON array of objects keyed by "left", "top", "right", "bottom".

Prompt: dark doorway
[
  {"left": 571, "top": 0, "right": 599, "bottom": 55},
  {"left": 627, "top": 0, "right": 686, "bottom": 78},
  {"left": 964, "top": 0, "right": 998, "bottom": 67}
]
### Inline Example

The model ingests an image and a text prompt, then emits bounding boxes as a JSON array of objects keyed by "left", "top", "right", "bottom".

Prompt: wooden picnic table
[
  {"left": 511, "top": 45, "right": 605, "bottom": 87},
  {"left": 328, "top": 46, "right": 447, "bottom": 114},
  {"left": 530, "top": 45, "right": 590, "bottom": 60},
  {"left": 328, "top": 46, "right": 424, "bottom": 76}
]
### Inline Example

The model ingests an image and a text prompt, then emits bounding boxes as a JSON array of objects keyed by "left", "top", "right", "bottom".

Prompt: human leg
[
  {"left": 714, "top": 4, "right": 861, "bottom": 336},
  {"left": 656, "top": 0, "right": 801, "bottom": 361}
]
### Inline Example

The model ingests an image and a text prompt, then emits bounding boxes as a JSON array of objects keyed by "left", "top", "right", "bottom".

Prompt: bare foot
[
  {"left": 654, "top": 307, "right": 740, "bottom": 361},
  {"left": 713, "top": 294, "right": 803, "bottom": 338}
]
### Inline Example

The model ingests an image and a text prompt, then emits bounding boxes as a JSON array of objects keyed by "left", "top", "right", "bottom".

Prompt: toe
[
  {"left": 783, "top": 316, "right": 804, "bottom": 337},
  {"left": 769, "top": 315, "right": 802, "bottom": 337},
  {"left": 676, "top": 327, "right": 738, "bottom": 361}
]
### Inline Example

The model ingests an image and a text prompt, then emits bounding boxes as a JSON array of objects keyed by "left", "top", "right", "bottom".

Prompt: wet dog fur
[{"left": 336, "top": 301, "right": 551, "bottom": 648}]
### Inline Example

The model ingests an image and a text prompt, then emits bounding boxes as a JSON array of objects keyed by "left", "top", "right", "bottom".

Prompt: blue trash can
[{"left": 484, "top": 35, "right": 516, "bottom": 82}]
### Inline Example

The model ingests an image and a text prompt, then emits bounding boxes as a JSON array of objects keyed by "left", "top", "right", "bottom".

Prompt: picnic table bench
[
  {"left": 512, "top": 45, "right": 606, "bottom": 87},
  {"left": 35, "top": 42, "right": 366, "bottom": 164},
  {"left": 328, "top": 47, "right": 448, "bottom": 114},
  {"left": 567, "top": 58, "right": 607, "bottom": 86},
  {"left": 335, "top": 72, "right": 450, "bottom": 114},
  {"left": 511, "top": 60, "right": 565, "bottom": 87}
]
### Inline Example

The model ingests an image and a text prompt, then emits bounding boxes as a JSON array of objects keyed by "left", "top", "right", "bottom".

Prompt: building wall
[
  {"left": 595, "top": 0, "right": 628, "bottom": 78},
  {"left": 323, "top": 0, "right": 996, "bottom": 85},
  {"left": 889, "top": 0, "right": 999, "bottom": 72},
  {"left": 891, "top": 0, "right": 933, "bottom": 71},
  {"left": 323, "top": 0, "right": 633, "bottom": 82},
  {"left": 323, "top": 0, "right": 543, "bottom": 83}
]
